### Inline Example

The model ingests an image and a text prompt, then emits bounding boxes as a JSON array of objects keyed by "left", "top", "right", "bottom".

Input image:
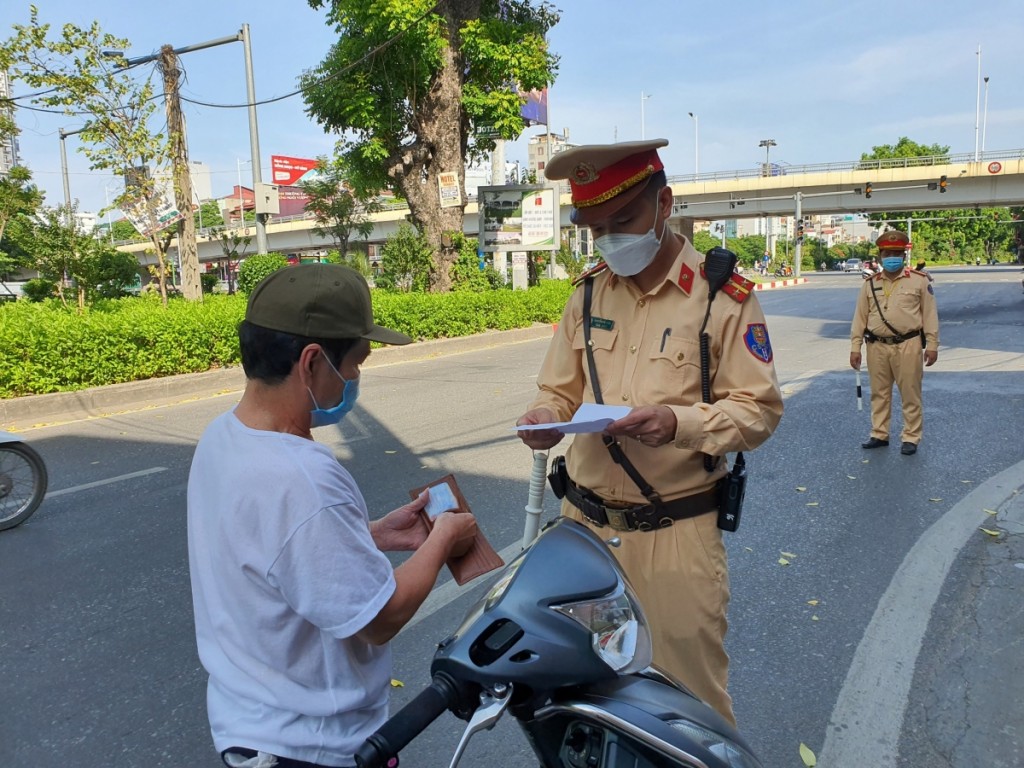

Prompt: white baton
[{"left": 855, "top": 368, "right": 863, "bottom": 411}]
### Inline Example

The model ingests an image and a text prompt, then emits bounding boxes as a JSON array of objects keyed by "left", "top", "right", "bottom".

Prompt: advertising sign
[
  {"left": 121, "top": 189, "right": 184, "bottom": 235},
  {"left": 270, "top": 155, "right": 320, "bottom": 218},
  {"left": 438, "top": 170, "right": 462, "bottom": 208},
  {"left": 478, "top": 185, "right": 558, "bottom": 253}
]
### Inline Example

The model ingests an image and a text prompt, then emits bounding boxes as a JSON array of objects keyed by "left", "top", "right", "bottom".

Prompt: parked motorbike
[
  {"left": 355, "top": 517, "right": 763, "bottom": 768},
  {"left": 0, "top": 432, "right": 48, "bottom": 531}
]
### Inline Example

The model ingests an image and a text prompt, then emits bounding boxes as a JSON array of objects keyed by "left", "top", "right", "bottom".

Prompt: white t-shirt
[{"left": 187, "top": 411, "right": 397, "bottom": 767}]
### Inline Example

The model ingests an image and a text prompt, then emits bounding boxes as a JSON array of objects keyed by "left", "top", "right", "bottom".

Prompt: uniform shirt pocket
[
  {"left": 641, "top": 336, "right": 701, "bottom": 404},
  {"left": 571, "top": 322, "right": 619, "bottom": 396}
]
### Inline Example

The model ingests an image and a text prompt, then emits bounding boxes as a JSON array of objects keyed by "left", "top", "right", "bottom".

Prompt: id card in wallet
[{"left": 408, "top": 474, "right": 504, "bottom": 586}]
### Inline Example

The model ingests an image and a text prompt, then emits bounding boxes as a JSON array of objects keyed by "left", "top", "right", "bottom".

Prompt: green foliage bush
[
  {"left": 237, "top": 252, "right": 289, "bottom": 295},
  {"left": 21, "top": 277, "right": 56, "bottom": 302},
  {"left": 200, "top": 272, "right": 219, "bottom": 294},
  {"left": 0, "top": 279, "right": 575, "bottom": 398}
]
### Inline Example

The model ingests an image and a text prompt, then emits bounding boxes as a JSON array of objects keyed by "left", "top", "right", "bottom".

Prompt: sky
[{"left": 6, "top": 0, "right": 1024, "bottom": 217}]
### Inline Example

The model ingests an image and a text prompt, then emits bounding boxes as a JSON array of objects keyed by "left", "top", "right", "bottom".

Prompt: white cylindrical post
[{"left": 522, "top": 451, "right": 549, "bottom": 548}]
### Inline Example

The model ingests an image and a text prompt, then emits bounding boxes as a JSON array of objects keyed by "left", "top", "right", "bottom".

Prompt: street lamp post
[
  {"left": 974, "top": 45, "right": 982, "bottom": 162},
  {"left": 982, "top": 76, "right": 990, "bottom": 153},
  {"left": 640, "top": 91, "right": 652, "bottom": 139},
  {"left": 758, "top": 138, "right": 776, "bottom": 177},
  {"left": 687, "top": 112, "right": 699, "bottom": 178}
]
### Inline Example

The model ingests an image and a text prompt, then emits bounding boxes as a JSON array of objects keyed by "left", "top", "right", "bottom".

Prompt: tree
[
  {"left": 210, "top": 227, "right": 252, "bottom": 294},
  {"left": 0, "top": 9, "right": 177, "bottom": 304},
  {"left": 299, "top": 155, "right": 382, "bottom": 257},
  {"left": 860, "top": 137, "right": 950, "bottom": 164},
  {"left": 302, "top": 0, "right": 559, "bottom": 292},
  {"left": 0, "top": 165, "right": 42, "bottom": 276},
  {"left": 21, "top": 204, "right": 107, "bottom": 310}
]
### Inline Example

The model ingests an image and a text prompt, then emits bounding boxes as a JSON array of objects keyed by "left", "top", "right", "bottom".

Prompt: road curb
[
  {"left": 753, "top": 277, "right": 808, "bottom": 291},
  {"left": 0, "top": 323, "right": 556, "bottom": 431}
]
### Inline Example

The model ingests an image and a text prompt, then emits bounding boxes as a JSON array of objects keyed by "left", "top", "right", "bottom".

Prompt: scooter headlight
[
  {"left": 665, "top": 720, "right": 763, "bottom": 768},
  {"left": 552, "top": 578, "right": 652, "bottom": 674}
]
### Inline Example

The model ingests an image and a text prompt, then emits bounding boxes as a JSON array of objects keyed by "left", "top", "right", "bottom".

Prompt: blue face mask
[
  {"left": 881, "top": 256, "right": 905, "bottom": 273},
  {"left": 308, "top": 352, "right": 360, "bottom": 428}
]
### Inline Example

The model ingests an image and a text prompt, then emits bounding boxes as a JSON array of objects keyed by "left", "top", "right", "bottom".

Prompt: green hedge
[{"left": 0, "top": 281, "right": 574, "bottom": 398}]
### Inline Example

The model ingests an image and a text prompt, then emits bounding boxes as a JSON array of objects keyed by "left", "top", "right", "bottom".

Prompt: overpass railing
[{"left": 667, "top": 148, "right": 1024, "bottom": 184}]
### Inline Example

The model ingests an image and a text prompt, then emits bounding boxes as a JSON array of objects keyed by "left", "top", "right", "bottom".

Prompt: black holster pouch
[
  {"left": 548, "top": 455, "right": 568, "bottom": 500},
  {"left": 716, "top": 453, "right": 747, "bottom": 532}
]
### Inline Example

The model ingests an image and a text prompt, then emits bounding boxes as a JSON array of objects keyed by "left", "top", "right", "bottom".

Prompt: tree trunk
[
  {"left": 390, "top": 0, "right": 476, "bottom": 293},
  {"left": 148, "top": 232, "right": 169, "bottom": 306}
]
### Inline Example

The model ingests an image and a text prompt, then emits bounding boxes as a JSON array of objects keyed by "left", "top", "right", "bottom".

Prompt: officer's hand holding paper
[{"left": 516, "top": 403, "right": 633, "bottom": 433}]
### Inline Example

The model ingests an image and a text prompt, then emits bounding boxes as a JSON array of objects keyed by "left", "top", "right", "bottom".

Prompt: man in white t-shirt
[{"left": 187, "top": 264, "right": 477, "bottom": 768}]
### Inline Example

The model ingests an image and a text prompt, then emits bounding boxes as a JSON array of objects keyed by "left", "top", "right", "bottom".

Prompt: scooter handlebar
[{"left": 354, "top": 673, "right": 459, "bottom": 768}]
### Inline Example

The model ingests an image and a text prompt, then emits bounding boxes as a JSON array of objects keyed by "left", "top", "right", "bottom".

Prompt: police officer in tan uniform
[
  {"left": 850, "top": 230, "right": 939, "bottom": 455},
  {"left": 515, "top": 140, "right": 783, "bottom": 724}
]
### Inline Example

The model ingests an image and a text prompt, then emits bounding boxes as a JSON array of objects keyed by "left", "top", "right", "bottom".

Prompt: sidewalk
[{"left": 0, "top": 324, "right": 555, "bottom": 431}]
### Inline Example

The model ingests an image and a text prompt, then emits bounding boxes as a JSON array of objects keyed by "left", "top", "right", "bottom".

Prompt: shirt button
[
  {"left": 677, "top": 352, "right": 684, "bottom": 361},
  {"left": 621, "top": 394, "right": 629, "bottom": 401},
  {"left": 638, "top": 299, "right": 646, "bottom": 307},
  {"left": 629, "top": 345, "right": 637, "bottom": 353}
]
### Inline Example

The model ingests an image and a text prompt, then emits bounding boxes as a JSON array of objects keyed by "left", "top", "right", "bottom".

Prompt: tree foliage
[
  {"left": 0, "top": 8, "right": 177, "bottom": 302},
  {"left": 299, "top": 155, "right": 382, "bottom": 256},
  {"left": 302, "top": 0, "right": 559, "bottom": 292},
  {"left": 0, "top": 165, "right": 42, "bottom": 275},
  {"left": 237, "top": 252, "right": 289, "bottom": 296},
  {"left": 376, "top": 225, "right": 434, "bottom": 292}
]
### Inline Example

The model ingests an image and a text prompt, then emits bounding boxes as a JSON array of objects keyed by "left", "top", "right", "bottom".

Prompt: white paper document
[{"left": 515, "top": 403, "right": 632, "bottom": 434}]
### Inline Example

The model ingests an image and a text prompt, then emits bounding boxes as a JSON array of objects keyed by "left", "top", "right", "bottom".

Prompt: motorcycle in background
[
  {"left": 0, "top": 431, "right": 48, "bottom": 531},
  {"left": 355, "top": 517, "right": 763, "bottom": 768}
]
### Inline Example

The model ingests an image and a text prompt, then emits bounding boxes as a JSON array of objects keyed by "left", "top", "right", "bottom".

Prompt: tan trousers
[
  {"left": 866, "top": 338, "right": 925, "bottom": 443},
  {"left": 561, "top": 500, "right": 735, "bottom": 724}
]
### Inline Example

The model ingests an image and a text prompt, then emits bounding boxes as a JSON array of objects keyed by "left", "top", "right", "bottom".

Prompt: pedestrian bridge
[{"left": 118, "top": 148, "right": 1024, "bottom": 267}]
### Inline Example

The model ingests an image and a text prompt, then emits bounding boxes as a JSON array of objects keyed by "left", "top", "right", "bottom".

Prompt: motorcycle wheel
[{"left": 0, "top": 442, "right": 48, "bottom": 531}]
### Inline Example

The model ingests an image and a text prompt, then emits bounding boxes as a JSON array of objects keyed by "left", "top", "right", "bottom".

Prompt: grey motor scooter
[{"left": 356, "top": 518, "right": 762, "bottom": 768}]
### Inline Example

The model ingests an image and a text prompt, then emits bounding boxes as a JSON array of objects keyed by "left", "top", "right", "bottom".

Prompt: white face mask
[{"left": 593, "top": 200, "right": 666, "bottom": 277}]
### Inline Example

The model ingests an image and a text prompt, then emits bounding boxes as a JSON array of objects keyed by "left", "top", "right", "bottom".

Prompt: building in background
[
  {"left": 0, "top": 70, "right": 20, "bottom": 174},
  {"left": 528, "top": 130, "right": 575, "bottom": 192}
]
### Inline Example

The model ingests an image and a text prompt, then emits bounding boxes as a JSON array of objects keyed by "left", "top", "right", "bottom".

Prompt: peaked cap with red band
[
  {"left": 876, "top": 229, "right": 912, "bottom": 251},
  {"left": 544, "top": 139, "right": 668, "bottom": 225}
]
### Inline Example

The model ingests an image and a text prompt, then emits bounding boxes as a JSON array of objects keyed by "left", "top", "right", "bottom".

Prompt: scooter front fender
[{"left": 0, "top": 432, "right": 24, "bottom": 445}]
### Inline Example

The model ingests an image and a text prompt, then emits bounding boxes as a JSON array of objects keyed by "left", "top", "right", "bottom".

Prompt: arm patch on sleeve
[{"left": 744, "top": 323, "right": 774, "bottom": 363}]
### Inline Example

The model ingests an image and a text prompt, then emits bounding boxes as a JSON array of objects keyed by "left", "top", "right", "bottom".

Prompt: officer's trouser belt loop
[{"left": 564, "top": 479, "right": 718, "bottom": 532}]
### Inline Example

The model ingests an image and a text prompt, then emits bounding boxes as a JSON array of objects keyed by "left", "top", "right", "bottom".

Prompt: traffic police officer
[
  {"left": 850, "top": 230, "right": 940, "bottom": 455},
  {"left": 516, "top": 139, "right": 783, "bottom": 724}
]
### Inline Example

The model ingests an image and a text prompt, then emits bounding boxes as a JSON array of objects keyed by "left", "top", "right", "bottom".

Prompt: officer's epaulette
[
  {"left": 910, "top": 268, "right": 927, "bottom": 276},
  {"left": 721, "top": 272, "right": 755, "bottom": 303},
  {"left": 572, "top": 260, "right": 610, "bottom": 286},
  {"left": 698, "top": 264, "right": 754, "bottom": 303}
]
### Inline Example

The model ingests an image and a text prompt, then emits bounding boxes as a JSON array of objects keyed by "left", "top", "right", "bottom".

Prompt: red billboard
[{"left": 270, "top": 155, "right": 320, "bottom": 218}]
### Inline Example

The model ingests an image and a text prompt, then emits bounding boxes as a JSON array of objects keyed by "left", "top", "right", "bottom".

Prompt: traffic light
[
  {"left": 796, "top": 218, "right": 805, "bottom": 243},
  {"left": 865, "top": 182, "right": 873, "bottom": 199},
  {"left": 939, "top": 175, "right": 948, "bottom": 193}
]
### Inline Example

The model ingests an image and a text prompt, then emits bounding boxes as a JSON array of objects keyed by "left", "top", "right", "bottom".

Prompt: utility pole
[{"left": 159, "top": 45, "right": 201, "bottom": 300}]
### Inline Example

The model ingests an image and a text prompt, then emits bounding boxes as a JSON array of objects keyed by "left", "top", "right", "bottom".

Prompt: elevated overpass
[{"left": 118, "top": 149, "right": 1024, "bottom": 268}]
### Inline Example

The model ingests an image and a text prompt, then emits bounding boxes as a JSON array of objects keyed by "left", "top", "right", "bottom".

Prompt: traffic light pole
[{"left": 793, "top": 191, "right": 803, "bottom": 277}]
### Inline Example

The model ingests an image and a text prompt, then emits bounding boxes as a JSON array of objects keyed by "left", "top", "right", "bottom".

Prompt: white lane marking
[
  {"left": 44, "top": 467, "right": 169, "bottom": 499},
  {"left": 400, "top": 539, "right": 525, "bottom": 636},
  {"left": 819, "top": 459, "right": 1024, "bottom": 766}
]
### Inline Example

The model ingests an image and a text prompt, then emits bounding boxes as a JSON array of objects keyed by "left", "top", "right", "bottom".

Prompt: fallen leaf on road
[
  {"left": 980, "top": 528, "right": 1001, "bottom": 537},
  {"left": 812, "top": 615, "right": 819, "bottom": 621},
  {"left": 795, "top": 486, "right": 807, "bottom": 492},
  {"left": 847, "top": 475, "right": 856, "bottom": 479},
  {"left": 390, "top": 679, "right": 404, "bottom": 687},
  {"left": 744, "top": 546, "right": 753, "bottom": 552},
  {"left": 778, "top": 557, "right": 790, "bottom": 566},
  {"left": 929, "top": 498, "right": 943, "bottom": 502},
  {"left": 983, "top": 509, "right": 998, "bottom": 515},
  {"left": 781, "top": 551, "right": 797, "bottom": 558},
  {"left": 799, "top": 742, "right": 817, "bottom": 766},
  {"left": 385, "top": 450, "right": 397, "bottom": 454},
  {"left": 862, "top": 459, "right": 870, "bottom": 464},
  {"left": 961, "top": 480, "right": 974, "bottom": 484},
  {"left": 806, "top": 502, "right": 819, "bottom": 507},
  {"left": 807, "top": 600, "right": 819, "bottom": 606}
]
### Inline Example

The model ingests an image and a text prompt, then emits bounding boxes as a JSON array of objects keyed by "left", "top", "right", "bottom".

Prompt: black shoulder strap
[
  {"left": 582, "top": 279, "right": 662, "bottom": 505},
  {"left": 868, "top": 278, "right": 902, "bottom": 337}
]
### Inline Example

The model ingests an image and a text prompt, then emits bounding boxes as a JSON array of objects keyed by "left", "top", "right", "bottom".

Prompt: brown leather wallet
[{"left": 408, "top": 474, "right": 504, "bottom": 586}]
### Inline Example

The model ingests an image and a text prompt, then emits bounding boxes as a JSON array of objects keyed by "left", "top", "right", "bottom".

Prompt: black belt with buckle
[
  {"left": 865, "top": 329, "right": 921, "bottom": 345},
  {"left": 564, "top": 478, "right": 718, "bottom": 532}
]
